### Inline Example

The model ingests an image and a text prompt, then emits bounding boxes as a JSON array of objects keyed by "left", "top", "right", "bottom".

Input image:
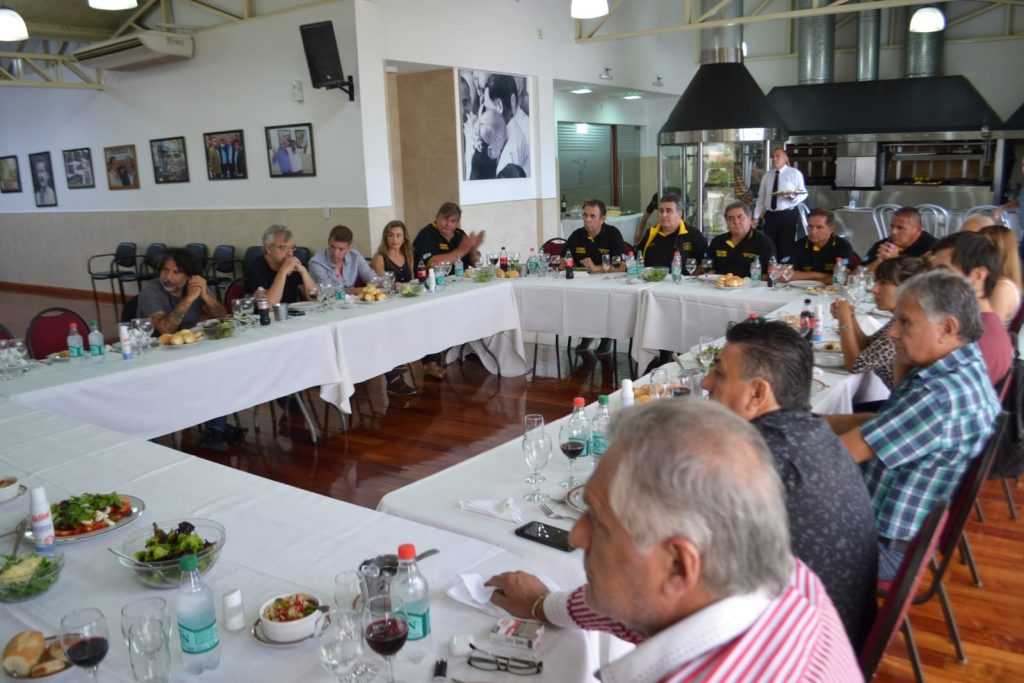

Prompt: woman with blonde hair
[
  {"left": 372, "top": 219, "right": 415, "bottom": 283},
  {"left": 979, "top": 223, "right": 1022, "bottom": 324}
]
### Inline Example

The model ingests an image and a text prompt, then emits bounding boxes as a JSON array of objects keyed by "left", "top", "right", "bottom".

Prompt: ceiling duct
[
  {"left": 660, "top": 0, "right": 786, "bottom": 144},
  {"left": 797, "top": 0, "right": 834, "bottom": 84},
  {"left": 905, "top": 7, "right": 944, "bottom": 78},
  {"left": 857, "top": 0, "right": 881, "bottom": 81},
  {"left": 73, "top": 31, "right": 193, "bottom": 71}
]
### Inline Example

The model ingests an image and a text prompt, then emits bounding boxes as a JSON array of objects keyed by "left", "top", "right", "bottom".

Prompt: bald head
[{"left": 960, "top": 215, "right": 997, "bottom": 233}]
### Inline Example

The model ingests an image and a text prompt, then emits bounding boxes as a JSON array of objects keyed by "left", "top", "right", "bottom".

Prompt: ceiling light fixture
[
  {"left": 599, "top": 67, "right": 612, "bottom": 80},
  {"left": 571, "top": 87, "right": 592, "bottom": 94},
  {"left": 88, "top": 0, "right": 139, "bottom": 10},
  {"left": 570, "top": 0, "right": 609, "bottom": 19},
  {"left": 909, "top": 6, "right": 945, "bottom": 33},
  {"left": 622, "top": 93, "right": 642, "bottom": 100},
  {"left": 0, "top": 8, "right": 28, "bottom": 41}
]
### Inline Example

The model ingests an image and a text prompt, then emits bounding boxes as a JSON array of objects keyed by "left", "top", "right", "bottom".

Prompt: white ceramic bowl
[
  {"left": 258, "top": 593, "right": 323, "bottom": 643},
  {"left": 0, "top": 477, "right": 19, "bottom": 504}
]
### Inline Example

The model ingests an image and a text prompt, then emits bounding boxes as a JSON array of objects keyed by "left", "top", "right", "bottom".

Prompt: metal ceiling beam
[
  {"left": 584, "top": 0, "right": 624, "bottom": 39},
  {"left": 0, "top": 51, "right": 103, "bottom": 90},
  {"left": 113, "top": 0, "right": 161, "bottom": 38},
  {"left": 182, "top": 0, "right": 242, "bottom": 22},
  {"left": 23, "top": 22, "right": 111, "bottom": 42}
]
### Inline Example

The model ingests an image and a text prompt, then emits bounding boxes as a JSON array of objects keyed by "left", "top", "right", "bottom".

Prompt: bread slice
[{"left": 2, "top": 630, "right": 45, "bottom": 676}]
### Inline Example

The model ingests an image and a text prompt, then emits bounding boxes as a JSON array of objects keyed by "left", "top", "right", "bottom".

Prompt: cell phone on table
[
  {"left": 515, "top": 521, "right": 573, "bottom": 552},
  {"left": 287, "top": 309, "right": 306, "bottom": 316}
]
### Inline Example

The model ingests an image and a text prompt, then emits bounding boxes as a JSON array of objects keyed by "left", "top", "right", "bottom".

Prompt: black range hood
[
  {"left": 999, "top": 101, "right": 1024, "bottom": 134},
  {"left": 766, "top": 76, "right": 1001, "bottom": 136},
  {"left": 659, "top": 62, "right": 787, "bottom": 144}
]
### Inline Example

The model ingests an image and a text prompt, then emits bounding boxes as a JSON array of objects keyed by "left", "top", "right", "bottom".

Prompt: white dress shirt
[{"left": 755, "top": 165, "right": 807, "bottom": 220}]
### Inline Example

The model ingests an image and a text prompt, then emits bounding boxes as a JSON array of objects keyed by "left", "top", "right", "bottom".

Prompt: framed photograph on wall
[
  {"left": 62, "top": 148, "right": 95, "bottom": 189},
  {"left": 265, "top": 123, "right": 316, "bottom": 177},
  {"left": 150, "top": 136, "right": 190, "bottom": 184},
  {"left": 28, "top": 151, "right": 57, "bottom": 207},
  {"left": 0, "top": 156, "right": 21, "bottom": 193},
  {"left": 202, "top": 129, "right": 247, "bottom": 180},
  {"left": 458, "top": 69, "right": 531, "bottom": 180},
  {"left": 104, "top": 144, "right": 140, "bottom": 190}
]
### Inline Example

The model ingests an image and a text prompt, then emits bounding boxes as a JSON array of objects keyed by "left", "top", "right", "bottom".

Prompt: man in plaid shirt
[
  {"left": 488, "top": 401, "right": 859, "bottom": 682},
  {"left": 830, "top": 270, "right": 1000, "bottom": 579}
]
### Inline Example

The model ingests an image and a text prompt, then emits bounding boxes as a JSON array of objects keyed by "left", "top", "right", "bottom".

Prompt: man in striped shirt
[{"left": 487, "top": 401, "right": 859, "bottom": 682}]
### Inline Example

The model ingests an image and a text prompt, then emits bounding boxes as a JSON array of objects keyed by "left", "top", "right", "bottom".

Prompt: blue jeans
[{"left": 878, "top": 543, "right": 905, "bottom": 581}]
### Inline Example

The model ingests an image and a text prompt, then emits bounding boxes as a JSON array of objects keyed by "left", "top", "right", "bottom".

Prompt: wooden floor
[{"left": 3, "top": 293, "right": 1024, "bottom": 682}]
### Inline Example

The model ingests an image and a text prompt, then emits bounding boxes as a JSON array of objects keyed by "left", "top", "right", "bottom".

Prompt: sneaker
[
  {"left": 199, "top": 430, "right": 228, "bottom": 453},
  {"left": 223, "top": 425, "right": 248, "bottom": 443},
  {"left": 575, "top": 337, "right": 594, "bottom": 351},
  {"left": 595, "top": 338, "right": 614, "bottom": 355},
  {"left": 387, "top": 378, "right": 417, "bottom": 397}
]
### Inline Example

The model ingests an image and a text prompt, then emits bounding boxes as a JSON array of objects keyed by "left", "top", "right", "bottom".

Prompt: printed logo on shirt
[
  {"left": 715, "top": 249, "right": 728, "bottom": 258},
  {"left": 741, "top": 252, "right": 757, "bottom": 259},
  {"left": 575, "top": 247, "right": 588, "bottom": 255},
  {"left": 438, "top": 242, "right": 450, "bottom": 251}
]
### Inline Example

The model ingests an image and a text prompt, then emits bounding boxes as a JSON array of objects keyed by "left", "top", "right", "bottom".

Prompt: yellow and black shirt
[
  {"left": 413, "top": 222, "right": 472, "bottom": 268},
  {"left": 635, "top": 222, "right": 707, "bottom": 268},
  {"left": 566, "top": 224, "right": 627, "bottom": 267},
  {"left": 791, "top": 234, "right": 857, "bottom": 274},
  {"left": 708, "top": 229, "right": 776, "bottom": 277}
]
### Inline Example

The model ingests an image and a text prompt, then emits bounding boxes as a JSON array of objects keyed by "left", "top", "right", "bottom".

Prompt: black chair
[
  {"left": 185, "top": 242, "right": 208, "bottom": 266},
  {"left": 294, "top": 246, "right": 312, "bottom": 268},
  {"left": 206, "top": 245, "right": 238, "bottom": 297},
  {"left": 242, "top": 245, "right": 264, "bottom": 272},
  {"left": 87, "top": 242, "right": 137, "bottom": 322},
  {"left": 120, "top": 296, "right": 140, "bottom": 325},
  {"left": 132, "top": 242, "right": 167, "bottom": 286}
]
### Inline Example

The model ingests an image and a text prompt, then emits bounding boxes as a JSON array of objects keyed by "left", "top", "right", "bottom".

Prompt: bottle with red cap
[{"left": 390, "top": 543, "right": 431, "bottom": 663}]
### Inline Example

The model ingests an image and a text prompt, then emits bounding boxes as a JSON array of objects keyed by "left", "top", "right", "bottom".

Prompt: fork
[{"left": 539, "top": 503, "right": 578, "bottom": 521}]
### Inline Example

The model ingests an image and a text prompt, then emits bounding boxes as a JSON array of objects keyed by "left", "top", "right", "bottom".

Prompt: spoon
[{"left": 10, "top": 518, "right": 27, "bottom": 556}]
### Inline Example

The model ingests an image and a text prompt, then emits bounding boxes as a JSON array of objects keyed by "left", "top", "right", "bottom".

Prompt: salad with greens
[
  {"left": 0, "top": 553, "right": 62, "bottom": 600},
  {"left": 135, "top": 521, "right": 214, "bottom": 563}
]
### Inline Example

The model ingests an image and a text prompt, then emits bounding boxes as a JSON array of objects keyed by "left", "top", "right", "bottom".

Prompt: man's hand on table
[
  {"left": 876, "top": 241, "right": 901, "bottom": 261},
  {"left": 486, "top": 571, "right": 549, "bottom": 620}
]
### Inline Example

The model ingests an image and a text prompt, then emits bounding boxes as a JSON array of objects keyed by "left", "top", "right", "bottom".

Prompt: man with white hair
[{"left": 488, "top": 401, "right": 859, "bottom": 682}]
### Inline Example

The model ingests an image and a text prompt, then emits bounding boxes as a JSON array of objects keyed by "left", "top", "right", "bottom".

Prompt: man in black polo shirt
[
  {"left": 863, "top": 206, "right": 936, "bottom": 272},
  {"left": 565, "top": 198, "right": 626, "bottom": 354},
  {"left": 634, "top": 193, "right": 706, "bottom": 268},
  {"left": 413, "top": 201, "right": 486, "bottom": 271},
  {"left": 244, "top": 224, "right": 315, "bottom": 304},
  {"left": 707, "top": 202, "right": 776, "bottom": 278},
  {"left": 791, "top": 208, "right": 857, "bottom": 282}
]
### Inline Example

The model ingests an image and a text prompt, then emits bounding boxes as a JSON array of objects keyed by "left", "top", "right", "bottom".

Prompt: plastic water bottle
[
  {"left": 833, "top": 258, "right": 847, "bottom": 287},
  {"left": 454, "top": 257, "right": 464, "bottom": 280},
  {"left": 749, "top": 258, "right": 762, "bottom": 284},
  {"left": 118, "top": 323, "right": 133, "bottom": 361},
  {"left": 590, "top": 396, "right": 611, "bottom": 463},
  {"left": 88, "top": 321, "right": 105, "bottom": 362},
  {"left": 625, "top": 253, "right": 636, "bottom": 278},
  {"left": 66, "top": 323, "right": 84, "bottom": 360},
  {"left": 390, "top": 543, "right": 431, "bottom": 664},
  {"left": 177, "top": 554, "right": 221, "bottom": 674},
  {"left": 29, "top": 487, "right": 55, "bottom": 556},
  {"left": 671, "top": 250, "right": 682, "bottom": 283},
  {"left": 526, "top": 248, "right": 537, "bottom": 275}
]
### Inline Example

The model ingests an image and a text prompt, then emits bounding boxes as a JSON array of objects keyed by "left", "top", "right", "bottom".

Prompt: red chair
[
  {"left": 223, "top": 278, "right": 246, "bottom": 313},
  {"left": 859, "top": 501, "right": 950, "bottom": 681},
  {"left": 0, "top": 323, "right": 12, "bottom": 340},
  {"left": 26, "top": 308, "right": 90, "bottom": 359},
  {"left": 541, "top": 238, "right": 566, "bottom": 258}
]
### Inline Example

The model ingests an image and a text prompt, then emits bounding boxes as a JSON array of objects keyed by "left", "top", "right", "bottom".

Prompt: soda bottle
[
  {"left": 590, "top": 396, "right": 611, "bottom": 463},
  {"left": 799, "top": 299, "right": 815, "bottom": 341},
  {"left": 88, "top": 321, "right": 105, "bottom": 362},
  {"left": 177, "top": 554, "right": 221, "bottom": 674},
  {"left": 66, "top": 323, "right": 84, "bottom": 360},
  {"left": 416, "top": 259, "right": 427, "bottom": 284},
  {"left": 254, "top": 287, "right": 271, "bottom": 326},
  {"left": 564, "top": 250, "right": 574, "bottom": 280},
  {"left": 499, "top": 247, "right": 509, "bottom": 272},
  {"left": 390, "top": 543, "right": 431, "bottom": 664},
  {"left": 561, "top": 194, "right": 567, "bottom": 215},
  {"left": 566, "top": 396, "right": 590, "bottom": 465},
  {"left": 671, "top": 250, "right": 682, "bottom": 283},
  {"left": 29, "top": 487, "right": 55, "bottom": 556}
]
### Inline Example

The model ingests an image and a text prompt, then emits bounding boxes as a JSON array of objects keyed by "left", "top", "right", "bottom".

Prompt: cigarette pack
[{"left": 489, "top": 617, "right": 545, "bottom": 650}]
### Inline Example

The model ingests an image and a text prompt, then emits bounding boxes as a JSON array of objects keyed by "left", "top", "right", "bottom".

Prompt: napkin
[
  {"left": 458, "top": 497, "right": 523, "bottom": 523},
  {"left": 446, "top": 573, "right": 561, "bottom": 617}
]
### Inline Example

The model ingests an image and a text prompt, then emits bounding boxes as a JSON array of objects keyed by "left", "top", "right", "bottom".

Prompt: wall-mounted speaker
[{"left": 299, "top": 21, "right": 355, "bottom": 101}]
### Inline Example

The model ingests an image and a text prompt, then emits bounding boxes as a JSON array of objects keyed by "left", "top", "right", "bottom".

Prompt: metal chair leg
[
  {"left": 974, "top": 499, "right": 986, "bottom": 523},
  {"left": 960, "top": 533, "right": 983, "bottom": 587},
  {"left": 902, "top": 619, "right": 927, "bottom": 683},
  {"left": 1004, "top": 477, "right": 1019, "bottom": 520},
  {"left": 936, "top": 573, "right": 967, "bottom": 663},
  {"left": 292, "top": 392, "right": 318, "bottom": 444}
]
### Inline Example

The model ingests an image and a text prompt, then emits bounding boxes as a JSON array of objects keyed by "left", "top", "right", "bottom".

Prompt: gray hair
[
  {"left": 724, "top": 200, "right": 752, "bottom": 218},
  {"left": 262, "top": 224, "right": 293, "bottom": 246},
  {"left": 897, "top": 269, "right": 983, "bottom": 343},
  {"left": 606, "top": 400, "right": 793, "bottom": 598}
]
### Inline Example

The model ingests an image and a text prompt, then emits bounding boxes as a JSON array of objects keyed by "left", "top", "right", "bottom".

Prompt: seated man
[
  {"left": 634, "top": 192, "right": 707, "bottom": 269},
  {"left": 863, "top": 206, "right": 937, "bottom": 272},
  {"left": 566, "top": 198, "right": 626, "bottom": 354},
  {"left": 707, "top": 201, "right": 776, "bottom": 278},
  {"left": 244, "top": 224, "right": 316, "bottom": 304},
  {"left": 413, "top": 202, "right": 486, "bottom": 378},
  {"left": 308, "top": 224, "right": 378, "bottom": 290},
  {"left": 137, "top": 247, "right": 244, "bottom": 451},
  {"left": 829, "top": 271, "right": 1001, "bottom": 580},
  {"left": 701, "top": 320, "right": 878, "bottom": 649},
  {"left": 488, "top": 400, "right": 859, "bottom": 681},
  {"left": 790, "top": 208, "right": 857, "bottom": 281},
  {"left": 929, "top": 231, "right": 1013, "bottom": 387}
]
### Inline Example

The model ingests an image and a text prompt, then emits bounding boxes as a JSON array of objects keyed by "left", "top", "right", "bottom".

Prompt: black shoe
[
  {"left": 199, "top": 430, "right": 228, "bottom": 453},
  {"left": 223, "top": 425, "right": 248, "bottom": 443},
  {"left": 387, "top": 378, "right": 417, "bottom": 397},
  {"left": 595, "top": 338, "right": 614, "bottom": 355},
  {"left": 575, "top": 337, "right": 594, "bottom": 351}
]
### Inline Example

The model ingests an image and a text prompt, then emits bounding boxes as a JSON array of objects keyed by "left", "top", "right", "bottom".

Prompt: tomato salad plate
[{"left": 23, "top": 493, "right": 145, "bottom": 545}]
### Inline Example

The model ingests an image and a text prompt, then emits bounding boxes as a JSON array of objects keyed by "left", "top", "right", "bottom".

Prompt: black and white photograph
[
  {"left": 458, "top": 69, "right": 531, "bottom": 180},
  {"left": 0, "top": 155, "right": 20, "bottom": 193},
  {"left": 203, "top": 129, "right": 247, "bottom": 180},
  {"left": 150, "top": 136, "right": 190, "bottom": 184},
  {"left": 62, "top": 148, "right": 95, "bottom": 189},
  {"left": 28, "top": 151, "right": 57, "bottom": 207},
  {"left": 265, "top": 123, "right": 316, "bottom": 177}
]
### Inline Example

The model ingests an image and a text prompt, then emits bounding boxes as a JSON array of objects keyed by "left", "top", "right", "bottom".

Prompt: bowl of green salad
[
  {"left": 0, "top": 550, "right": 64, "bottom": 602},
  {"left": 110, "top": 519, "right": 225, "bottom": 589}
]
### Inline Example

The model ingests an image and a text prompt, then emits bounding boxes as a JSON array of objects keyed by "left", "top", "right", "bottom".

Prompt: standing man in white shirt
[{"left": 754, "top": 148, "right": 808, "bottom": 263}]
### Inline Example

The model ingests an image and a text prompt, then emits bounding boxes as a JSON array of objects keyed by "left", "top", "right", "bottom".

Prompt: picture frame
[
  {"left": 28, "top": 151, "right": 57, "bottom": 207},
  {"left": 265, "top": 123, "right": 316, "bottom": 178},
  {"left": 458, "top": 69, "right": 531, "bottom": 181},
  {"left": 104, "top": 144, "right": 140, "bottom": 190},
  {"left": 62, "top": 148, "right": 95, "bottom": 189},
  {"left": 150, "top": 136, "right": 190, "bottom": 184},
  {"left": 0, "top": 156, "right": 21, "bottom": 193},
  {"left": 202, "top": 129, "right": 247, "bottom": 180}
]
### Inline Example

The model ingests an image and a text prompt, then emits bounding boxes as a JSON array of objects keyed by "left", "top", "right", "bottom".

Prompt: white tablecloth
[
  {"left": 514, "top": 273, "right": 654, "bottom": 340},
  {"left": 0, "top": 399, "right": 597, "bottom": 683}
]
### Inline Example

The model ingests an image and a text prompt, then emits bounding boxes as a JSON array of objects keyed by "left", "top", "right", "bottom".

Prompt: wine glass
[
  {"left": 523, "top": 431, "right": 552, "bottom": 502},
  {"left": 511, "top": 252, "right": 521, "bottom": 270},
  {"left": 601, "top": 254, "right": 611, "bottom": 276},
  {"left": 60, "top": 607, "right": 109, "bottom": 679},
  {"left": 697, "top": 336, "right": 717, "bottom": 374},
  {"left": 131, "top": 318, "right": 151, "bottom": 356},
  {"left": 780, "top": 264, "right": 794, "bottom": 289},
  {"left": 240, "top": 296, "right": 256, "bottom": 329},
  {"left": 558, "top": 420, "right": 587, "bottom": 489},
  {"left": 362, "top": 595, "right": 408, "bottom": 683},
  {"left": 120, "top": 597, "right": 168, "bottom": 646},
  {"left": 701, "top": 258, "right": 714, "bottom": 284},
  {"left": 611, "top": 254, "right": 622, "bottom": 275},
  {"left": 9, "top": 338, "right": 28, "bottom": 375},
  {"left": 523, "top": 413, "right": 544, "bottom": 440},
  {"left": 487, "top": 252, "right": 499, "bottom": 274},
  {"left": 0, "top": 340, "right": 9, "bottom": 380},
  {"left": 650, "top": 368, "right": 670, "bottom": 400},
  {"left": 685, "top": 258, "right": 697, "bottom": 280},
  {"left": 768, "top": 262, "right": 780, "bottom": 288},
  {"left": 334, "top": 570, "right": 364, "bottom": 614},
  {"left": 319, "top": 608, "right": 378, "bottom": 683}
]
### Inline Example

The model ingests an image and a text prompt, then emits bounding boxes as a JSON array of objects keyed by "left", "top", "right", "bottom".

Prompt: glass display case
[{"left": 659, "top": 140, "right": 769, "bottom": 236}]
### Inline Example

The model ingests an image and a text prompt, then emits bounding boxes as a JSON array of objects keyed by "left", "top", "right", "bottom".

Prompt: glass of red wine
[
  {"left": 60, "top": 607, "right": 109, "bottom": 679},
  {"left": 362, "top": 595, "right": 408, "bottom": 683},
  {"left": 558, "top": 421, "right": 587, "bottom": 489}
]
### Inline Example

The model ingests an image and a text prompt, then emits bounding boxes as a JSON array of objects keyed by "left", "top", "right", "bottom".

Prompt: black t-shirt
[
  {"left": 791, "top": 234, "right": 856, "bottom": 274},
  {"left": 566, "top": 225, "right": 627, "bottom": 267},
  {"left": 244, "top": 256, "right": 303, "bottom": 304},
  {"left": 707, "top": 229, "right": 776, "bottom": 277},
  {"left": 863, "top": 230, "right": 936, "bottom": 265},
  {"left": 635, "top": 224, "right": 708, "bottom": 268},
  {"left": 413, "top": 223, "right": 473, "bottom": 268}
]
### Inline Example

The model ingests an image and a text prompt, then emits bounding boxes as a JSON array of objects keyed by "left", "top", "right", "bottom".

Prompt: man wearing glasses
[
  {"left": 244, "top": 224, "right": 316, "bottom": 305},
  {"left": 487, "top": 401, "right": 858, "bottom": 681}
]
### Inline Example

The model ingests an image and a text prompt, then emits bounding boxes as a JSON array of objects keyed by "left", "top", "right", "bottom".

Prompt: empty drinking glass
[
  {"left": 780, "top": 264, "right": 794, "bottom": 289},
  {"left": 685, "top": 258, "right": 697, "bottom": 280},
  {"left": 523, "top": 431, "right": 552, "bottom": 502},
  {"left": 318, "top": 609, "right": 377, "bottom": 683},
  {"left": 697, "top": 336, "right": 717, "bottom": 373},
  {"left": 602, "top": 254, "right": 611, "bottom": 276},
  {"left": 650, "top": 368, "right": 670, "bottom": 400},
  {"left": 121, "top": 597, "right": 169, "bottom": 647},
  {"left": 334, "top": 571, "right": 364, "bottom": 614},
  {"left": 128, "top": 619, "right": 171, "bottom": 683}
]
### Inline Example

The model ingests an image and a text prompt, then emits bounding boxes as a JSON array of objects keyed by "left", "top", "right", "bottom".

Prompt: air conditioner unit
[{"left": 73, "top": 31, "right": 193, "bottom": 71}]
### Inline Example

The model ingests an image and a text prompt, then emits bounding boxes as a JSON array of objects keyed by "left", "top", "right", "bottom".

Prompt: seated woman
[
  {"left": 979, "top": 223, "right": 1022, "bottom": 326},
  {"left": 830, "top": 256, "right": 924, "bottom": 391},
  {"left": 371, "top": 220, "right": 414, "bottom": 283}
]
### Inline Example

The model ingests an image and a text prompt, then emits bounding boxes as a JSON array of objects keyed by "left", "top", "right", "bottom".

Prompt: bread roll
[
  {"left": 3, "top": 630, "right": 44, "bottom": 676},
  {"left": 159, "top": 333, "right": 173, "bottom": 345},
  {"left": 46, "top": 642, "right": 66, "bottom": 663},
  {"left": 30, "top": 658, "right": 66, "bottom": 676}
]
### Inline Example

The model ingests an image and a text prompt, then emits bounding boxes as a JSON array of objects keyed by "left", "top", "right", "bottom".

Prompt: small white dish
[
  {"left": 0, "top": 477, "right": 20, "bottom": 504},
  {"left": 251, "top": 612, "right": 329, "bottom": 648},
  {"left": 257, "top": 594, "right": 324, "bottom": 643}
]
